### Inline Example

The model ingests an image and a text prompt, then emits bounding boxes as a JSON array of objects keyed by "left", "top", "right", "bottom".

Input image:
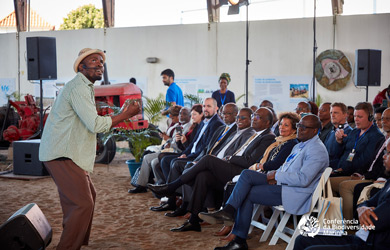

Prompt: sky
[
  {"left": 0, "top": 0, "right": 208, "bottom": 29},
  {"left": 0, "top": 0, "right": 389, "bottom": 30}
]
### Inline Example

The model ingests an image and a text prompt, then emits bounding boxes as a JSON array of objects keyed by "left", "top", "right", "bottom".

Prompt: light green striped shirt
[{"left": 39, "top": 73, "right": 112, "bottom": 172}]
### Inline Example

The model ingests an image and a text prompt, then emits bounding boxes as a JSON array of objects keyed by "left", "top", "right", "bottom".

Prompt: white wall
[{"left": 0, "top": 13, "right": 389, "bottom": 111}]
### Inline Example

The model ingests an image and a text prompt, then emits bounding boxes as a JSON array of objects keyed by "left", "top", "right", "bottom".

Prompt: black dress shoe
[
  {"left": 214, "top": 240, "right": 248, "bottom": 250},
  {"left": 147, "top": 183, "right": 172, "bottom": 197},
  {"left": 198, "top": 209, "right": 234, "bottom": 225},
  {"left": 170, "top": 221, "right": 201, "bottom": 232},
  {"left": 128, "top": 186, "right": 147, "bottom": 194},
  {"left": 165, "top": 206, "right": 188, "bottom": 217},
  {"left": 150, "top": 203, "right": 175, "bottom": 212}
]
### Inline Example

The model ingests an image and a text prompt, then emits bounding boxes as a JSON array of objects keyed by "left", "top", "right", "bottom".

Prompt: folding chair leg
[
  {"left": 259, "top": 209, "right": 281, "bottom": 242},
  {"left": 269, "top": 212, "right": 292, "bottom": 245},
  {"left": 249, "top": 204, "right": 263, "bottom": 234},
  {"left": 286, "top": 226, "right": 301, "bottom": 250},
  {"left": 286, "top": 214, "right": 310, "bottom": 250}
]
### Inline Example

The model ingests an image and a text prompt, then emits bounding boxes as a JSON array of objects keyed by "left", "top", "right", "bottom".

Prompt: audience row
[{"left": 130, "top": 98, "right": 389, "bottom": 250}]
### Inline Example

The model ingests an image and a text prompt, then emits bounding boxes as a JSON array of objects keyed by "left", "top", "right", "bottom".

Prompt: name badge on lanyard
[
  {"left": 346, "top": 149, "right": 355, "bottom": 162},
  {"left": 347, "top": 126, "right": 371, "bottom": 162}
]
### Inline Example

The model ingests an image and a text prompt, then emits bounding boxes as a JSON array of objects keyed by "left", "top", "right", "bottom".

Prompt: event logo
[
  {"left": 299, "top": 216, "right": 370, "bottom": 237},
  {"left": 299, "top": 216, "right": 320, "bottom": 237}
]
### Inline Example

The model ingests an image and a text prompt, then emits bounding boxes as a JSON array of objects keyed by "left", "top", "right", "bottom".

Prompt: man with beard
[
  {"left": 151, "top": 98, "right": 224, "bottom": 212},
  {"left": 163, "top": 105, "right": 255, "bottom": 216},
  {"left": 161, "top": 68, "right": 184, "bottom": 108},
  {"left": 39, "top": 48, "right": 141, "bottom": 250},
  {"left": 148, "top": 107, "right": 276, "bottom": 232}
]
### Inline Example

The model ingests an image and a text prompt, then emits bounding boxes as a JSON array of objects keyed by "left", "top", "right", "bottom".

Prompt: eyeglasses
[
  {"left": 296, "top": 123, "right": 316, "bottom": 130},
  {"left": 381, "top": 117, "right": 390, "bottom": 122},
  {"left": 236, "top": 115, "right": 248, "bottom": 120},
  {"left": 251, "top": 114, "right": 262, "bottom": 120},
  {"left": 222, "top": 112, "right": 234, "bottom": 116}
]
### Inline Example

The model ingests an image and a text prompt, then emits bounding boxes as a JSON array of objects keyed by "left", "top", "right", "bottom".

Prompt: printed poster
[{"left": 253, "top": 76, "right": 312, "bottom": 113}]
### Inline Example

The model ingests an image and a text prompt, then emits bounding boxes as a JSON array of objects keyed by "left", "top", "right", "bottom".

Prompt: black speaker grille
[{"left": 26, "top": 37, "right": 57, "bottom": 80}]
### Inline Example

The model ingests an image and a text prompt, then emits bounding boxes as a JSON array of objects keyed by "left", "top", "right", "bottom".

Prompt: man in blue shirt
[{"left": 161, "top": 69, "right": 184, "bottom": 108}]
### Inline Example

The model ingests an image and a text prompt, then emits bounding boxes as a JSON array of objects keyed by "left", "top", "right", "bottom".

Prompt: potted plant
[{"left": 103, "top": 127, "right": 161, "bottom": 176}]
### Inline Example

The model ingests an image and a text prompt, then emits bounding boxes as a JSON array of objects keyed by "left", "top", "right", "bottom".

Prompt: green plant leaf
[
  {"left": 184, "top": 94, "right": 203, "bottom": 106},
  {"left": 143, "top": 94, "right": 169, "bottom": 125}
]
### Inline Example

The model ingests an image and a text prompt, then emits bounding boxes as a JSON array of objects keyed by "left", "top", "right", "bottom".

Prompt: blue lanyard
[
  {"left": 286, "top": 153, "right": 297, "bottom": 162},
  {"left": 353, "top": 125, "right": 372, "bottom": 151},
  {"left": 281, "top": 140, "right": 308, "bottom": 172},
  {"left": 220, "top": 91, "right": 227, "bottom": 105}
]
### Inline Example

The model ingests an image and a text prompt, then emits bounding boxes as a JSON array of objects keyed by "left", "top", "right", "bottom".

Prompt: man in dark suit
[
  {"left": 153, "top": 103, "right": 239, "bottom": 213},
  {"left": 148, "top": 107, "right": 276, "bottom": 232},
  {"left": 324, "top": 102, "right": 353, "bottom": 169},
  {"left": 164, "top": 106, "right": 255, "bottom": 217},
  {"left": 294, "top": 139, "right": 390, "bottom": 250},
  {"left": 159, "top": 97, "right": 224, "bottom": 180},
  {"left": 152, "top": 97, "right": 224, "bottom": 211}
]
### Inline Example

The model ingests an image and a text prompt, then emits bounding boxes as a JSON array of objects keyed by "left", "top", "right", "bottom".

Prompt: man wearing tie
[
  {"left": 148, "top": 107, "right": 276, "bottom": 232},
  {"left": 164, "top": 106, "right": 255, "bottom": 217},
  {"left": 199, "top": 115, "right": 329, "bottom": 250}
]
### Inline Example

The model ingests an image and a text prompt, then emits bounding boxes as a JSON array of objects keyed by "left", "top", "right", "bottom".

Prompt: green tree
[{"left": 60, "top": 4, "right": 104, "bottom": 30}]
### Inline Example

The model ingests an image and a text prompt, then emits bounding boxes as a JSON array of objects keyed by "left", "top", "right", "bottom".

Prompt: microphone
[{"left": 82, "top": 65, "right": 101, "bottom": 70}]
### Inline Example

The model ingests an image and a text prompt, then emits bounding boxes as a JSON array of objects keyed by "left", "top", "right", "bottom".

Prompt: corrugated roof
[{"left": 0, "top": 9, "right": 55, "bottom": 30}]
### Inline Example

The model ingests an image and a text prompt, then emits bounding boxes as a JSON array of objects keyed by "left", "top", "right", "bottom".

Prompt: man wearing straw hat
[{"left": 39, "top": 48, "right": 141, "bottom": 249}]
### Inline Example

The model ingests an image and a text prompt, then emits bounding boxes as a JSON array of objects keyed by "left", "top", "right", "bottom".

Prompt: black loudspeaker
[
  {"left": 26, "top": 37, "right": 57, "bottom": 80},
  {"left": 355, "top": 49, "right": 381, "bottom": 86},
  {"left": 13, "top": 139, "right": 48, "bottom": 176},
  {"left": 0, "top": 203, "right": 52, "bottom": 249}
]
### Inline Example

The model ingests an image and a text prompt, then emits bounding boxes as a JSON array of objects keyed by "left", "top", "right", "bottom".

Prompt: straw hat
[{"left": 73, "top": 48, "right": 106, "bottom": 73}]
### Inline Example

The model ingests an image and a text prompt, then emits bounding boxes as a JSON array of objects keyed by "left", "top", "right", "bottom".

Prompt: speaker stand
[
  {"left": 365, "top": 85, "right": 369, "bottom": 102},
  {"left": 39, "top": 79, "right": 43, "bottom": 137},
  {"left": 26, "top": 80, "right": 44, "bottom": 140}
]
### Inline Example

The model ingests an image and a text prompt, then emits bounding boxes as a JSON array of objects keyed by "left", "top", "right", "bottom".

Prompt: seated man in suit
[
  {"left": 338, "top": 108, "right": 390, "bottom": 220},
  {"left": 148, "top": 107, "right": 276, "bottom": 232},
  {"left": 199, "top": 115, "right": 329, "bottom": 250},
  {"left": 163, "top": 105, "right": 255, "bottom": 216},
  {"left": 324, "top": 102, "right": 353, "bottom": 169},
  {"left": 129, "top": 106, "right": 192, "bottom": 193},
  {"left": 293, "top": 138, "right": 390, "bottom": 250},
  {"left": 330, "top": 102, "right": 385, "bottom": 196},
  {"left": 153, "top": 103, "right": 238, "bottom": 212},
  {"left": 159, "top": 97, "right": 224, "bottom": 180}
]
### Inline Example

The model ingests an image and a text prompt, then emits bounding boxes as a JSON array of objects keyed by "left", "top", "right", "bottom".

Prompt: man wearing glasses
[
  {"left": 199, "top": 114, "right": 329, "bottom": 250},
  {"left": 161, "top": 104, "right": 254, "bottom": 217},
  {"left": 148, "top": 107, "right": 275, "bottom": 232}
]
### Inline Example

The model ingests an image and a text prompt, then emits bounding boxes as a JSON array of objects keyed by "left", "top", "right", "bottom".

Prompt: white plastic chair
[
  {"left": 271, "top": 167, "right": 333, "bottom": 250},
  {"left": 249, "top": 167, "right": 332, "bottom": 249},
  {"left": 249, "top": 204, "right": 294, "bottom": 242}
]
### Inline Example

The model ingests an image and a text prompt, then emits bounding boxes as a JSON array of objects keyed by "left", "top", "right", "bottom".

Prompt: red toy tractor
[{"left": 2, "top": 95, "right": 46, "bottom": 143}]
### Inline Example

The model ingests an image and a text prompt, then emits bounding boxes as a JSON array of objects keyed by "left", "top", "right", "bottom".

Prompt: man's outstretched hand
[
  {"left": 122, "top": 100, "right": 141, "bottom": 119},
  {"left": 111, "top": 99, "right": 141, "bottom": 128}
]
